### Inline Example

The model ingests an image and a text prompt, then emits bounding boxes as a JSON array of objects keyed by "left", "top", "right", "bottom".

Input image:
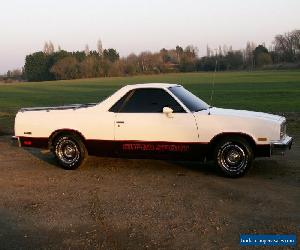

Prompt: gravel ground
[{"left": 0, "top": 116, "right": 299, "bottom": 249}]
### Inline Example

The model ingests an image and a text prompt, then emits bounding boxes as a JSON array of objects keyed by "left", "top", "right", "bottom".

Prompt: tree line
[{"left": 3, "top": 29, "right": 299, "bottom": 82}]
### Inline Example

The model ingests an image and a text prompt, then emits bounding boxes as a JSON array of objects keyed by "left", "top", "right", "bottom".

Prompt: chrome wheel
[
  {"left": 55, "top": 137, "right": 80, "bottom": 166},
  {"left": 214, "top": 137, "right": 253, "bottom": 177},
  {"left": 53, "top": 133, "right": 88, "bottom": 170},
  {"left": 218, "top": 143, "right": 247, "bottom": 172}
]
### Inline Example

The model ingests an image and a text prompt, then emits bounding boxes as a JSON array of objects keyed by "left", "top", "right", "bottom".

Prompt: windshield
[{"left": 168, "top": 86, "right": 209, "bottom": 112}]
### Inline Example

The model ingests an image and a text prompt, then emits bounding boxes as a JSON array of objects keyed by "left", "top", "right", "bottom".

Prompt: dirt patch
[{"left": 0, "top": 115, "right": 299, "bottom": 249}]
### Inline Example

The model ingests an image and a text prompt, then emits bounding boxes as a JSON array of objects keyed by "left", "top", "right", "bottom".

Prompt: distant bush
[{"left": 262, "top": 63, "right": 300, "bottom": 70}]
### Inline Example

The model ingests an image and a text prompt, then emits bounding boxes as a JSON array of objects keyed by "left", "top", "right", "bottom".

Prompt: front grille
[{"left": 280, "top": 122, "right": 286, "bottom": 139}]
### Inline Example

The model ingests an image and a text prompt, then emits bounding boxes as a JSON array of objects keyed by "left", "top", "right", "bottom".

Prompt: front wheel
[
  {"left": 53, "top": 133, "right": 87, "bottom": 170},
  {"left": 213, "top": 137, "right": 254, "bottom": 177}
]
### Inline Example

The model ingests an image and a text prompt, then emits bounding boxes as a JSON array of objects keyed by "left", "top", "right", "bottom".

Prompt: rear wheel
[
  {"left": 53, "top": 133, "right": 87, "bottom": 170},
  {"left": 213, "top": 137, "right": 253, "bottom": 177}
]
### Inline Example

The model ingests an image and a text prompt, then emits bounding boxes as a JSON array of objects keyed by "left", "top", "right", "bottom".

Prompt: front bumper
[{"left": 271, "top": 136, "right": 293, "bottom": 155}]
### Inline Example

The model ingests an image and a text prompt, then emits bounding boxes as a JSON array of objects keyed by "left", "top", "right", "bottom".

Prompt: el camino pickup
[{"left": 13, "top": 83, "right": 293, "bottom": 177}]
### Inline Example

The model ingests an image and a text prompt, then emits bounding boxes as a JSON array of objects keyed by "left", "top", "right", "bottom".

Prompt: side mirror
[{"left": 163, "top": 107, "right": 174, "bottom": 118}]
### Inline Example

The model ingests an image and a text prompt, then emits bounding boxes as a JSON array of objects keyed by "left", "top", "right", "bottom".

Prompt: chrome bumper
[{"left": 271, "top": 136, "right": 293, "bottom": 155}]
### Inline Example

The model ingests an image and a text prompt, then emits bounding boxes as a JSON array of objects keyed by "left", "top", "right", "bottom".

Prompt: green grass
[{"left": 1, "top": 70, "right": 300, "bottom": 134}]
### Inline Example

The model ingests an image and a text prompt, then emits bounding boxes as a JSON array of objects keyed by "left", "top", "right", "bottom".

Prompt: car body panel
[
  {"left": 14, "top": 83, "right": 292, "bottom": 160},
  {"left": 194, "top": 108, "right": 283, "bottom": 144}
]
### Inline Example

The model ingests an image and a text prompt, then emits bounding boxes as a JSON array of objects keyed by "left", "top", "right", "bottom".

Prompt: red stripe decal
[{"left": 122, "top": 143, "right": 189, "bottom": 152}]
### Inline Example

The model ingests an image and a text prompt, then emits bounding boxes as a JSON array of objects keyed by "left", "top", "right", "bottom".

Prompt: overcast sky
[{"left": 0, "top": 0, "right": 299, "bottom": 74}]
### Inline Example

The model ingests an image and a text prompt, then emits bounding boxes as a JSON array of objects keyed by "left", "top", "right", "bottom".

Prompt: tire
[
  {"left": 213, "top": 136, "right": 253, "bottom": 177},
  {"left": 53, "top": 133, "right": 87, "bottom": 170}
]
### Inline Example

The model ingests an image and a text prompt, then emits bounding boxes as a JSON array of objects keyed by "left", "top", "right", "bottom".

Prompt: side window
[
  {"left": 109, "top": 90, "right": 134, "bottom": 112},
  {"left": 118, "top": 88, "right": 185, "bottom": 113}
]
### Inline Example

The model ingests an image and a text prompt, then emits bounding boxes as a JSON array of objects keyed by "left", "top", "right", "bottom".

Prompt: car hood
[{"left": 205, "top": 107, "right": 284, "bottom": 123}]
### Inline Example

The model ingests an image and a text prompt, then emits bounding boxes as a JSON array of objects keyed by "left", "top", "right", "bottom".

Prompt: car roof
[
  {"left": 95, "top": 83, "right": 183, "bottom": 111},
  {"left": 124, "top": 83, "right": 181, "bottom": 90}
]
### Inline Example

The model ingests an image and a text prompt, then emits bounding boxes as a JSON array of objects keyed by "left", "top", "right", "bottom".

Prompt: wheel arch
[
  {"left": 48, "top": 129, "right": 86, "bottom": 151},
  {"left": 207, "top": 132, "right": 257, "bottom": 159}
]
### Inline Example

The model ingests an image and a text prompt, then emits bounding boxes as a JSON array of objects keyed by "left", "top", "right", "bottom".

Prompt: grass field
[{"left": 1, "top": 70, "right": 300, "bottom": 134}]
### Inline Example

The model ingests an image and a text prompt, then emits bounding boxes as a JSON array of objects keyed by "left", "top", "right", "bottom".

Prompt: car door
[{"left": 111, "top": 88, "right": 201, "bottom": 159}]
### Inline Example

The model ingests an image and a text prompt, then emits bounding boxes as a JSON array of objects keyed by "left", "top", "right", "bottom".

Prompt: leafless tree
[
  {"left": 43, "top": 41, "right": 54, "bottom": 54},
  {"left": 206, "top": 45, "right": 211, "bottom": 57},
  {"left": 223, "top": 45, "right": 228, "bottom": 56},
  {"left": 79, "top": 56, "right": 98, "bottom": 78},
  {"left": 175, "top": 46, "right": 183, "bottom": 63},
  {"left": 43, "top": 42, "right": 49, "bottom": 54},
  {"left": 186, "top": 45, "right": 198, "bottom": 56},
  {"left": 244, "top": 41, "right": 256, "bottom": 70},
  {"left": 48, "top": 41, "right": 54, "bottom": 54},
  {"left": 218, "top": 45, "right": 223, "bottom": 56},
  {"left": 274, "top": 30, "right": 300, "bottom": 62},
  {"left": 97, "top": 39, "right": 103, "bottom": 56},
  {"left": 84, "top": 44, "right": 90, "bottom": 56},
  {"left": 50, "top": 57, "right": 79, "bottom": 80}
]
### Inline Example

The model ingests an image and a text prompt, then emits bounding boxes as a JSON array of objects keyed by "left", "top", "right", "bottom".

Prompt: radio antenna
[{"left": 208, "top": 59, "right": 218, "bottom": 115}]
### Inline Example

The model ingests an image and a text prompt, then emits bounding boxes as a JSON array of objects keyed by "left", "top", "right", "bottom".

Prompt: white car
[{"left": 13, "top": 83, "right": 293, "bottom": 177}]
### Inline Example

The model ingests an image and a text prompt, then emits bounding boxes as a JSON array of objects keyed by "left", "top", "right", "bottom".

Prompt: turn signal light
[{"left": 258, "top": 137, "right": 267, "bottom": 142}]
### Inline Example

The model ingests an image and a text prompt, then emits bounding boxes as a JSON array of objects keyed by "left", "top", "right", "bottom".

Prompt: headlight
[{"left": 280, "top": 121, "right": 286, "bottom": 139}]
